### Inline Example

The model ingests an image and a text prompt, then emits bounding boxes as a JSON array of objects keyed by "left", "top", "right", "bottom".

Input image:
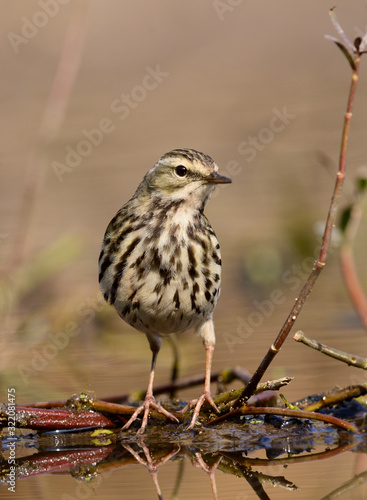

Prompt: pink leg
[
  {"left": 122, "top": 346, "right": 179, "bottom": 434},
  {"left": 187, "top": 343, "right": 219, "bottom": 430}
]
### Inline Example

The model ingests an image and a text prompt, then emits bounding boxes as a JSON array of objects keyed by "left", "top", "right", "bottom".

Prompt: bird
[{"left": 98, "top": 148, "right": 231, "bottom": 432}]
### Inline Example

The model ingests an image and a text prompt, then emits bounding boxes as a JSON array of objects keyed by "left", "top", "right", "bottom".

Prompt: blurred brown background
[{"left": 1, "top": 1, "right": 367, "bottom": 499}]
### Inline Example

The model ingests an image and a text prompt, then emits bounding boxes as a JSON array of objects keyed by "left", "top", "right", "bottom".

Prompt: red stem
[{"left": 232, "top": 51, "right": 361, "bottom": 408}]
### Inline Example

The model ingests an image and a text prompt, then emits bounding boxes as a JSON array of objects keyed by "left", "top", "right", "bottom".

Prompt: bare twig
[
  {"left": 214, "top": 377, "right": 292, "bottom": 411},
  {"left": 294, "top": 330, "right": 367, "bottom": 368},
  {"left": 231, "top": 11, "right": 363, "bottom": 409}
]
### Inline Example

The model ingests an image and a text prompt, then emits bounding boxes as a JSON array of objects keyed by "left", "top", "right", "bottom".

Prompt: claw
[
  {"left": 186, "top": 391, "right": 219, "bottom": 430},
  {"left": 122, "top": 395, "right": 179, "bottom": 434}
]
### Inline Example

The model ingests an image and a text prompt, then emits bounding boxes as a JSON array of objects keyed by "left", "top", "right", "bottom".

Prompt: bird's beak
[{"left": 205, "top": 172, "right": 232, "bottom": 184}]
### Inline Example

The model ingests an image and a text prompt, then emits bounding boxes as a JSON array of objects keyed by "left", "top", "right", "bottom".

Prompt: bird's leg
[
  {"left": 139, "top": 347, "right": 163, "bottom": 433},
  {"left": 186, "top": 319, "right": 219, "bottom": 429},
  {"left": 167, "top": 333, "right": 179, "bottom": 398},
  {"left": 122, "top": 342, "right": 179, "bottom": 434},
  {"left": 186, "top": 342, "right": 219, "bottom": 429}
]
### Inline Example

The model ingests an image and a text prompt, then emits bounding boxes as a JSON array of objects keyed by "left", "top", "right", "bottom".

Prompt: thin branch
[
  {"left": 206, "top": 406, "right": 358, "bottom": 432},
  {"left": 231, "top": 19, "right": 362, "bottom": 409},
  {"left": 214, "top": 377, "right": 293, "bottom": 411},
  {"left": 293, "top": 330, "right": 367, "bottom": 368}
]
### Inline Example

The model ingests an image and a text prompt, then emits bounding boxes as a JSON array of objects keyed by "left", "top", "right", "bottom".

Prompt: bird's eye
[{"left": 175, "top": 165, "right": 187, "bottom": 177}]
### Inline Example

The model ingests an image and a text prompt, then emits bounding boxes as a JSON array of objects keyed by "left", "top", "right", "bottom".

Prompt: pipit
[{"left": 98, "top": 148, "right": 231, "bottom": 432}]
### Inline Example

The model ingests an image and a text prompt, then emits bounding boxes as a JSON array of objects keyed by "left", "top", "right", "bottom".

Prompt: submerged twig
[
  {"left": 302, "top": 384, "right": 367, "bottom": 412},
  {"left": 206, "top": 406, "right": 358, "bottom": 432}
]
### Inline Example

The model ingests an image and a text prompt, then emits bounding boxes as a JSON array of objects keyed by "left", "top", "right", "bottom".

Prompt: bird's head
[{"left": 136, "top": 148, "right": 231, "bottom": 210}]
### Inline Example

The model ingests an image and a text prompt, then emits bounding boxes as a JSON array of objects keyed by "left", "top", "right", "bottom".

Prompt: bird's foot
[
  {"left": 186, "top": 391, "right": 219, "bottom": 430},
  {"left": 122, "top": 395, "right": 179, "bottom": 434}
]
